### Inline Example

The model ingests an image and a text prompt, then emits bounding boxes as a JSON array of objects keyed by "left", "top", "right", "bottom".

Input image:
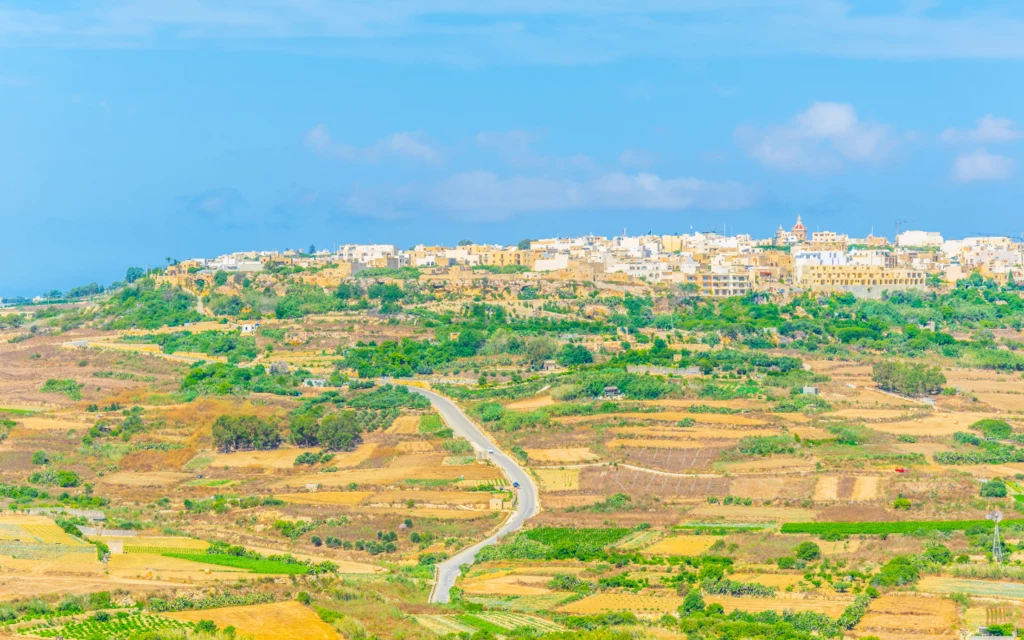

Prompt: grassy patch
[
  {"left": 781, "top": 519, "right": 1019, "bottom": 536},
  {"left": 161, "top": 552, "right": 310, "bottom": 574}
]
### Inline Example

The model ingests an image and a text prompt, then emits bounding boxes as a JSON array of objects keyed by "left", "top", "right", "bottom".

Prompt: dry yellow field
[
  {"left": 534, "top": 468, "right": 580, "bottom": 491},
  {"left": 558, "top": 593, "right": 684, "bottom": 616},
  {"left": 120, "top": 536, "right": 209, "bottom": 551},
  {"left": 610, "top": 426, "right": 782, "bottom": 440},
  {"left": 525, "top": 447, "right": 599, "bottom": 463},
  {"left": 608, "top": 438, "right": 709, "bottom": 450},
  {"left": 0, "top": 515, "right": 90, "bottom": 546},
  {"left": 707, "top": 595, "right": 852, "bottom": 617},
  {"left": 642, "top": 535, "right": 718, "bottom": 555},
  {"left": 506, "top": 395, "right": 555, "bottom": 410},
  {"left": 652, "top": 399, "right": 765, "bottom": 410},
  {"left": 277, "top": 491, "right": 374, "bottom": 505},
  {"left": 894, "top": 442, "right": 951, "bottom": 462},
  {"left": 109, "top": 554, "right": 255, "bottom": 582},
  {"left": 560, "top": 412, "right": 765, "bottom": 426},
  {"left": 16, "top": 524, "right": 84, "bottom": 546},
  {"left": 852, "top": 476, "right": 881, "bottom": 500},
  {"left": 387, "top": 415, "right": 421, "bottom": 434},
  {"left": 868, "top": 412, "right": 1005, "bottom": 436},
  {"left": 730, "top": 573, "right": 803, "bottom": 589},
  {"left": 166, "top": 601, "right": 340, "bottom": 640},
  {"left": 15, "top": 417, "right": 90, "bottom": 431},
  {"left": 853, "top": 595, "right": 958, "bottom": 640},
  {"left": 359, "top": 507, "right": 493, "bottom": 519},
  {"left": 370, "top": 490, "right": 492, "bottom": 506},
  {"left": 210, "top": 447, "right": 322, "bottom": 469},
  {"left": 461, "top": 574, "right": 553, "bottom": 596},
  {"left": 828, "top": 408, "right": 915, "bottom": 420},
  {"left": 396, "top": 440, "right": 435, "bottom": 453},
  {"left": 723, "top": 457, "right": 817, "bottom": 473},
  {"left": 820, "top": 538, "right": 862, "bottom": 554},
  {"left": 813, "top": 476, "right": 839, "bottom": 501},
  {"left": 0, "top": 574, "right": 182, "bottom": 602},
  {"left": 685, "top": 505, "right": 818, "bottom": 522},
  {"left": 728, "top": 477, "right": 794, "bottom": 500},
  {"left": 275, "top": 459, "right": 502, "bottom": 488},
  {"left": 98, "top": 471, "right": 192, "bottom": 487},
  {"left": 974, "top": 392, "right": 1024, "bottom": 412}
]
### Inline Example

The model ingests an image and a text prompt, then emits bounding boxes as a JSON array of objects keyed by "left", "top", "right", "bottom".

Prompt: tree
[
  {"left": 872, "top": 361, "right": 946, "bottom": 396},
  {"left": 317, "top": 411, "right": 363, "bottom": 451},
  {"left": 125, "top": 267, "right": 144, "bottom": 284},
  {"left": 31, "top": 450, "right": 49, "bottom": 465},
  {"left": 795, "top": 541, "right": 821, "bottom": 562},
  {"left": 457, "top": 239, "right": 473, "bottom": 246},
  {"left": 211, "top": 415, "right": 282, "bottom": 452},
  {"left": 290, "top": 414, "right": 320, "bottom": 447},
  {"left": 980, "top": 478, "right": 1008, "bottom": 498},
  {"left": 213, "top": 271, "right": 228, "bottom": 286},
  {"left": 309, "top": 244, "right": 316, "bottom": 254},
  {"left": 517, "top": 238, "right": 534, "bottom": 250},
  {"left": 557, "top": 343, "right": 594, "bottom": 367},
  {"left": 680, "top": 588, "right": 705, "bottom": 615}
]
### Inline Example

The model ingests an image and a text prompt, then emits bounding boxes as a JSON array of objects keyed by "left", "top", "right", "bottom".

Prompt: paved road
[{"left": 407, "top": 387, "right": 538, "bottom": 604}]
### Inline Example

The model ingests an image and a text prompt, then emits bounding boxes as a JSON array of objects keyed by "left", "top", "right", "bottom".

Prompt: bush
[
  {"left": 872, "top": 361, "right": 945, "bottom": 396},
  {"left": 39, "top": 378, "right": 84, "bottom": 400},
  {"left": 872, "top": 556, "right": 920, "bottom": 588},
  {"left": 980, "top": 478, "right": 1008, "bottom": 498},
  {"left": 893, "top": 497, "right": 912, "bottom": 510},
  {"left": 30, "top": 450, "right": 48, "bottom": 465},
  {"left": 679, "top": 588, "right": 705, "bottom": 615},
  {"left": 972, "top": 419, "right": 1014, "bottom": 440},
  {"left": 212, "top": 415, "right": 282, "bottom": 452},
  {"left": 795, "top": 541, "right": 821, "bottom": 562}
]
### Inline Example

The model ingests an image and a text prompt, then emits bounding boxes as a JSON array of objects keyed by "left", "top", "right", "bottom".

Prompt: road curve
[{"left": 406, "top": 386, "right": 538, "bottom": 604}]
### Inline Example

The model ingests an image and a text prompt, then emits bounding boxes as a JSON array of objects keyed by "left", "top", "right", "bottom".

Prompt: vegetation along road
[{"left": 408, "top": 386, "right": 539, "bottom": 604}]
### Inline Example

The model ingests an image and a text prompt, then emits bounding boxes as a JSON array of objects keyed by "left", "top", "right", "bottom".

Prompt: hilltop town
[{"left": 3, "top": 220, "right": 1024, "bottom": 640}]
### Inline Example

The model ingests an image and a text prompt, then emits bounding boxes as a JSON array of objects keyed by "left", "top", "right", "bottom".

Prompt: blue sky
[{"left": 2, "top": 1, "right": 1024, "bottom": 296}]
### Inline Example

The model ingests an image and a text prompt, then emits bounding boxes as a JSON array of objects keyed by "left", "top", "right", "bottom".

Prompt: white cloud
[
  {"left": 952, "top": 148, "right": 1014, "bottom": 183},
  {"left": 304, "top": 125, "right": 440, "bottom": 164},
  {"left": 940, "top": 115, "right": 1021, "bottom": 144},
  {"left": 345, "top": 170, "right": 758, "bottom": 220},
  {"left": 475, "top": 130, "right": 594, "bottom": 170},
  {"left": 735, "top": 102, "right": 895, "bottom": 173}
]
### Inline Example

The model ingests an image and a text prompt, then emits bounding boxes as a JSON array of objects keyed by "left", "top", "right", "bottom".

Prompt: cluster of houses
[{"left": 156, "top": 218, "right": 1024, "bottom": 301}]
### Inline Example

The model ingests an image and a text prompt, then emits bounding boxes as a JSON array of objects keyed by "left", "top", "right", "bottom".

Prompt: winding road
[{"left": 407, "top": 386, "right": 538, "bottom": 604}]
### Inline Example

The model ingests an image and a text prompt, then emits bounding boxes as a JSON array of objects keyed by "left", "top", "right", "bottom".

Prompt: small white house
[
  {"left": 802, "top": 386, "right": 819, "bottom": 396},
  {"left": 241, "top": 322, "right": 261, "bottom": 334}
]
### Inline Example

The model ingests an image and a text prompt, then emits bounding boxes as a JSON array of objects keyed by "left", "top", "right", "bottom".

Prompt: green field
[
  {"left": 781, "top": 519, "right": 1021, "bottom": 535},
  {"left": 161, "top": 552, "right": 309, "bottom": 574},
  {"left": 22, "top": 614, "right": 196, "bottom": 639}
]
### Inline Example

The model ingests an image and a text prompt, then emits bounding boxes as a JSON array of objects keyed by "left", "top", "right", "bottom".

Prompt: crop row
[
  {"left": 780, "top": 519, "right": 1021, "bottom": 535},
  {"left": 161, "top": 552, "right": 310, "bottom": 574},
  {"left": 25, "top": 614, "right": 195, "bottom": 639}
]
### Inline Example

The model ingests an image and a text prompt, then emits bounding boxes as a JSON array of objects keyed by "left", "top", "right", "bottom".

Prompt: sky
[{"left": 2, "top": 1, "right": 1024, "bottom": 296}]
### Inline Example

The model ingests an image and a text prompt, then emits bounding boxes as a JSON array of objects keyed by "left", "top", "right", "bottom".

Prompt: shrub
[
  {"left": 893, "top": 497, "right": 912, "bottom": 510},
  {"left": 795, "top": 541, "right": 821, "bottom": 562},
  {"left": 872, "top": 361, "right": 945, "bottom": 396},
  {"left": 980, "top": 478, "right": 1008, "bottom": 498},
  {"left": 679, "top": 589, "right": 705, "bottom": 615}
]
